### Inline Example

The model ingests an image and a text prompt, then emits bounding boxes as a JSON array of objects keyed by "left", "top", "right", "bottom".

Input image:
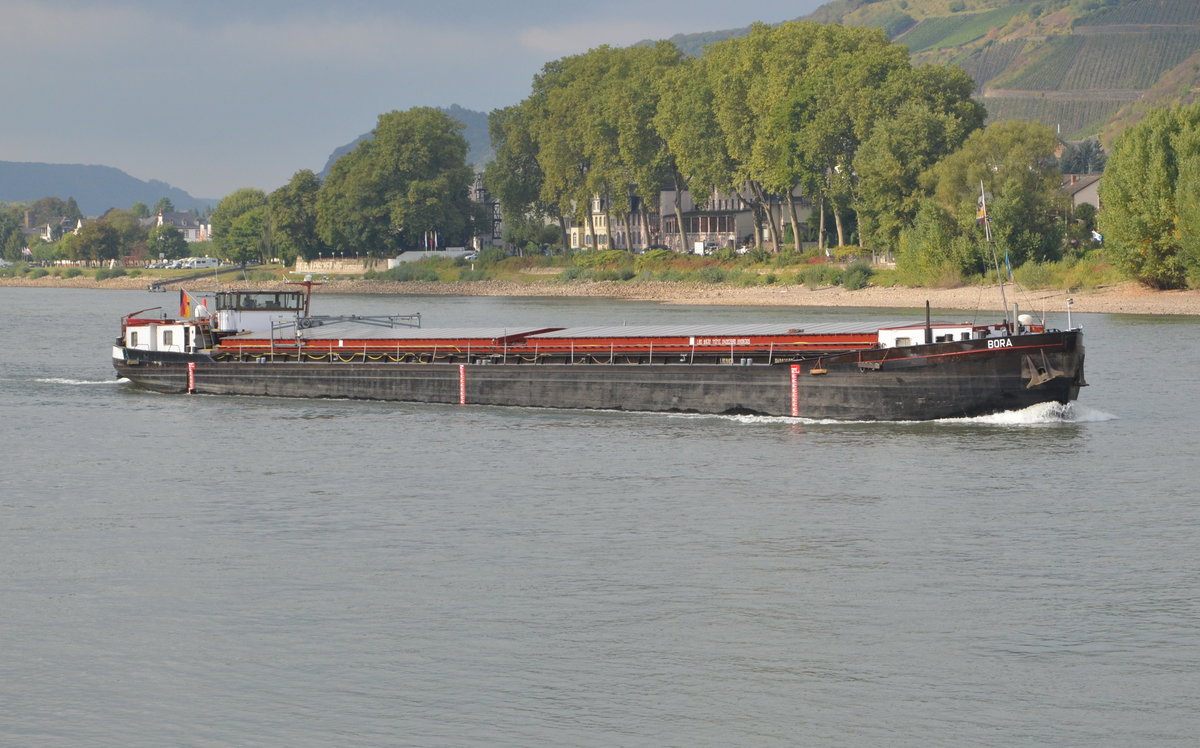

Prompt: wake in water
[
  {"left": 718, "top": 401, "right": 1117, "bottom": 427},
  {"left": 938, "top": 401, "right": 1117, "bottom": 426},
  {"left": 35, "top": 377, "right": 127, "bottom": 386}
]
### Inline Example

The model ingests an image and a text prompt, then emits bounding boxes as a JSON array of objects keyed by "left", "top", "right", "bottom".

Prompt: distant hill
[
  {"left": 320, "top": 104, "right": 494, "bottom": 179},
  {"left": 651, "top": 0, "right": 1200, "bottom": 145},
  {"left": 0, "top": 161, "right": 213, "bottom": 217}
]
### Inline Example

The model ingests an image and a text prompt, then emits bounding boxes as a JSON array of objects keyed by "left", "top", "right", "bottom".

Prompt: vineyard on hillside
[
  {"left": 955, "top": 39, "right": 1027, "bottom": 91},
  {"left": 1074, "top": 0, "right": 1200, "bottom": 27},
  {"left": 982, "top": 97, "right": 1123, "bottom": 139},
  {"left": 897, "top": 3, "right": 1033, "bottom": 53},
  {"left": 992, "top": 31, "right": 1199, "bottom": 92},
  {"left": 1000, "top": 36, "right": 1085, "bottom": 90},
  {"left": 1062, "top": 32, "right": 1200, "bottom": 89}
]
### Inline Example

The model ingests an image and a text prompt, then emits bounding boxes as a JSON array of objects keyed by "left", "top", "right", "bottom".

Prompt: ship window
[
  {"left": 163, "top": 330, "right": 174, "bottom": 346},
  {"left": 895, "top": 337, "right": 911, "bottom": 347},
  {"left": 961, "top": 332, "right": 970, "bottom": 341},
  {"left": 130, "top": 331, "right": 138, "bottom": 346}
]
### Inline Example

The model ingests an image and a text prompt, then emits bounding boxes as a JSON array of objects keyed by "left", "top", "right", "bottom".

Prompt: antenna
[{"left": 980, "top": 181, "right": 1011, "bottom": 331}]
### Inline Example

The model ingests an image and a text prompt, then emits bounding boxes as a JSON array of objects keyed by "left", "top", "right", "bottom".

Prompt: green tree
[
  {"left": 1099, "top": 102, "right": 1200, "bottom": 289},
  {"left": 103, "top": 209, "right": 149, "bottom": 258},
  {"left": 154, "top": 197, "right": 175, "bottom": 215},
  {"left": 853, "top": 65, "right": 985, "bottom": 253},
  {"left": 150, "top": 223, "right": 188, "bottom": 260},
  {"left": 895, "top": 198, "right": 978, "bottom": 284},
  {"left": 73, "top": 221, "right": 121, "bottom": 264},
  {"left": 1059, "top": 139, "right": 1107, "bottom": 174},
  {"left": 655, "top": 56, "right": 730, "bottom": 251},
  {"left": 211, "top": 188, "right": 269, "bottom": 265},
  {"left": 523, "top": 50, "right": 607, "bottom": 248},
  {"left": 317, "top": 108, "right": 477, "bottom": 256},
  {"left": 269, "top": 169, "right": 324, "bottom": 263},
  {"left": 0, "top": 210, "right": 20, "bottom": 261},
  {"left": 29, "top": 196, "right": 81, "bottom": 225},
  {"left": 485, "top": 103, "right": 562, "bottom": 248},
  {"left": 913, "top": 120, "right": 1065, "bottom": 279},
  {"left": 131, "top": 202, "right": 150, "bottom": 219},
  {"left": 595, "top": 42, "right": 684, "bottom": 250}
]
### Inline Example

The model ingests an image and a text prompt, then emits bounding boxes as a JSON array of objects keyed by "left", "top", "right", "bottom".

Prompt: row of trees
[
  {"left": 0, "top": 198, "right": 191, "bottom": 265},
  {"left": 6, "top": 109, "right": 482, "bottom": 267},
  {"left": 10, "top": 19, "right": 1119, "bottom": 287},
  {"left": 209, "top": 107, "right": 485, "bottom": 265},
  {"left": 1, "top": 196, "right": 193, "bottom": 264},
  {"left": 484, "top": 20, "right": 1074, "bottom": 282}
]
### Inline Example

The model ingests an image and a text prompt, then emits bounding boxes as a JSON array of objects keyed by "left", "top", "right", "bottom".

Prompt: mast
[
  {"left": 287, "top": 275, "right": 322, "bottom": 318},
  {"left": 979, "top": 181, "right": 1011, "bottom": 331}
]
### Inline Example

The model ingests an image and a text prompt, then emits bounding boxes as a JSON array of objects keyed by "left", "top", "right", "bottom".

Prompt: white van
[{"left": 182, "top": 256, "right": 220, "bottom": 269}]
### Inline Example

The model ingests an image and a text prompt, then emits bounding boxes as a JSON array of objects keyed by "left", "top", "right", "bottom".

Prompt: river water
[{"left": 2, "top": 287, "right": 1197, "bottom": 746}]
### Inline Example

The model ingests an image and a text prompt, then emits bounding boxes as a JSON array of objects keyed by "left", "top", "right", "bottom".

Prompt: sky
[{"left": 0, "top": 0, "right": 826, "bottom": 200}]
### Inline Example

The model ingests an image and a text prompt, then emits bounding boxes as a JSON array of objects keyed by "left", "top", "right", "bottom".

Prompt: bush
[
  {"left": 371, "top": 263, "right": 440, "bottom": 282},
  {"left": 94, "top": 267, "right": 127, "bottom": 280},
  {"left": 633, "top": 249, "right": 675, "bottom": 272},
  {"left": 798, "top": 264, "right": 843, "bottom": 288},
  {"left": 1013, "top": 261, "right": 1055, "bottom": 289},
  {"left": 773, "top": 249, "right": 800, "bottom": 267},
  {"left": 477, "top": 247, "right": 507, "bottom": 264},
  {"left": 573, "top": 249, "right": 629, "bottom": 269},
  {"left": 29, "top": 267, "right": 49, "bottom": 278},
  {"left": 697, "top": 266, "right": 727, "bottom": 283},
  {"left": 842, "top": 261, "right": 873, "bottom": 290},
  {"left": 746, "top": 247, "right": 773, "bottom": 264},
  {"left": 458, "top": 267, "right": 486, "bottom": 281}
]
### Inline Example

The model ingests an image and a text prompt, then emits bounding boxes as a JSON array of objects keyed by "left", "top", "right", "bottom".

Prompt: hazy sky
[{"left": 1, "top": 0, "right": 826, "bottom": 199}]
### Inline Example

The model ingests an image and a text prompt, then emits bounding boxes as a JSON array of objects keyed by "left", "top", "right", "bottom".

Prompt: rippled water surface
[{"left": 2, "top": 287, "right": 1198, "bottom": 746}]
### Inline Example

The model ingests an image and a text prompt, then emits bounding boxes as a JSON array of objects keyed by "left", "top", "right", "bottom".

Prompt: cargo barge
[{"left": 112, "top": 286, "right": 1086, "bottom": 421}]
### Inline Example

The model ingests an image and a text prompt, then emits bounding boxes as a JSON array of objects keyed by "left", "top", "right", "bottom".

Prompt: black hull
[{"left": 113, "top": 331, "right": 1083, "bottom": 421}]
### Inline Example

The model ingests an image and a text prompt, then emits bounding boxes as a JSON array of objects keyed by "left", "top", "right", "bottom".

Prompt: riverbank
[{"left": 3, "top": 273, "right": 1199, "bottom": 316}]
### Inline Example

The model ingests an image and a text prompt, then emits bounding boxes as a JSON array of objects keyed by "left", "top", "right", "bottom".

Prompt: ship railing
[
  {"left": 297, "top": 314, "right": 421, "bottom": 329},
  {"left": 215, "top": 342, "right": 860, "bottom": 367}
]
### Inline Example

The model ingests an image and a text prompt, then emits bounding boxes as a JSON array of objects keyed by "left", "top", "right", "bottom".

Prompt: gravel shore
[{"left": 4, "top": 274, "right": 1200, "bottom": 316}]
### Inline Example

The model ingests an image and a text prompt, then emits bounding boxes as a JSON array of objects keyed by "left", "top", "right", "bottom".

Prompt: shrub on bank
[
  {"left": 94, "top": 267, "right": 127, "bottom": 280},
  {"left": 365, "top": 263, "right": 441, "bottom": 282},
  {"left": 1013, "top": 256, "right": 1121, "bottom": 290},
  {"left": 842, "top": 261, "right": 873, "bottom": 291}
]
